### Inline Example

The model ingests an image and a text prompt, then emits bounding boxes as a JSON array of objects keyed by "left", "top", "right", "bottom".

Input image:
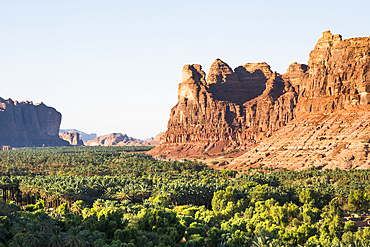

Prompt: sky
[{"left": 1, "top": 1, "right": 370, "bottom": 139}]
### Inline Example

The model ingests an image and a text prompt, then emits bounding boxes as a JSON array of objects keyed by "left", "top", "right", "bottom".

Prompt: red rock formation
[
  {"left": 0, "top": 98, "right": 69, "bottom": 147},
  {"left": 59, "top": 132, "right": 84, "bottom": 146},
  {"left": 293, "top": 31, "right": 370, "bottom": 115},
  {"left": 150, "top": 31, "right": 370, "bottom": 170},
  {"left": 148, "top": 59, "right": 296, "bottom": 158},
  {"left": 228, "top": 31, "right": 370, "bottom": 170},
  {"left": 228, "top": 112, "right": 370, "bottom": 170}
]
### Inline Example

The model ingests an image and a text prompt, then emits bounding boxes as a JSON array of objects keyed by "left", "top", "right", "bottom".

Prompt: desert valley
[{"left": 2, "top": 31, "right": 370, "bottom": 246}]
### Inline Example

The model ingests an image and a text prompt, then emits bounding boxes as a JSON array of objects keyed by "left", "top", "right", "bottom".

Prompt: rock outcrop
[
  {"left": 60, "top": 129, "right": 97, "bottom": 141},
  {"left": 288, "top": 31, "right": 370, "bottom": 115},
  {"left": 149, "top": 31, "right": 370, "bottom": 170},
  {"left": 0, "top": 98, "right": 70, "bottom": 147},
  {"left": 227, "top": 113, "right": 370, "bottom": 170},
  {"left": 142, "top": 132, "right": 165, "bottom": 146},
  {"left": 59, "top": 132, "right": 84, "bottom": 146},
  {"left": 227, "top": 31, "right": 370, "bottom": 170},
  {"left": 148, "top": 59, "right": 296, "bottom": 157},
  {"left": 84, "top": 133, "right": 162, "bottom": 146}
]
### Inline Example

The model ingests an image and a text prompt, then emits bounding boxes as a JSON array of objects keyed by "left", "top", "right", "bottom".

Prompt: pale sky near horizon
[{"left": 1, "top": 1, "right": 370, "bottom": 139}]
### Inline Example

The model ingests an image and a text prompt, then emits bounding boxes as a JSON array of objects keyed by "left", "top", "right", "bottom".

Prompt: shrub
[{"left": 24, "top": 204, "right": 36, "bottom": 212}]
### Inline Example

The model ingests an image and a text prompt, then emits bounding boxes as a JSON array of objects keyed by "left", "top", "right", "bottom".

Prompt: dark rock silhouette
[{"left": 0, "top": 98, "right": 70, "bottom": 147}]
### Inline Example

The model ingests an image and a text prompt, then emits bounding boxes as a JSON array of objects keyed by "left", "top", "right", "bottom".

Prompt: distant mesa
[
  {"left": 84, "top": 132, "right": 164, "bottom": 146},
  {"left": 59, "top": 132, "right": 84, "bottom": 146},
  {"left": 0, "top": 98, "right": 70, "bottom": 147},
  {"left": 59, "top": 129, "right": 97, "bottom": 141},
  {"left": 148, "top": 31, "right": 370, "bottom": 170}
]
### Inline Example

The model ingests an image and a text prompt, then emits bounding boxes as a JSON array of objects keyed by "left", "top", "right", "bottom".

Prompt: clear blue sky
[{"left": 1, "top": 1, "right": 369, "bottom": 139}]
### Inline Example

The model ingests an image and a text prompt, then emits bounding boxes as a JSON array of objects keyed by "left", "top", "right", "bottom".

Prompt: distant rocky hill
[
  {"left": 59, "top": 132, "right": 84, "bottom": 146},
  {"left": 143, "top": 132, "right": 165, "bottom": 146},
  {"left": 0, "top": 98, "right": 69, "bottom": 147},
  {"left": 84, "top": 132, "right": 164, "bottom": 146},
  {"left": 59, "top": 129, "right": 97, "bottom": 141},
  {"left": 148, "top": 31, "right": 370, "bottom": 170}
]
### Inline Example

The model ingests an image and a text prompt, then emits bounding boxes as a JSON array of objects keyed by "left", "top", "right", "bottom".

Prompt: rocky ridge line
[{"left": 84, "top": 132, "right": 164, "bottom": 146}]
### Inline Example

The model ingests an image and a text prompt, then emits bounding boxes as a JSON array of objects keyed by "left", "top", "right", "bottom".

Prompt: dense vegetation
[{"left": 0, "top": 147, "right": 370, "bottom": 246}]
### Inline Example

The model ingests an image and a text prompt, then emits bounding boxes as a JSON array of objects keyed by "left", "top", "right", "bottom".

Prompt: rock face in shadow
[
  {"left": 59, "top": 132, "right": 84, "bottom": 146},
  {"left": 0, "top": 98, "right": 70, "bottom": 147},
  {"left": 149, "top": 31, "right": 370, "bottom": 170}
]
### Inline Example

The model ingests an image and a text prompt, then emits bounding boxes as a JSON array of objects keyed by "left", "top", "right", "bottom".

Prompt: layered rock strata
[
  {"left": 228, "top": 31, "right": 370, "bottom": 170},
  {"left": 148, "top": 59, "right": 297, "bottom": 157},
  {"left": 227, "top": 113, "right": 370, "bottom": 170},
  {"left": 294, "top": 31, "right": 370, "bottom": 115},
  {"left": 0, "top": 98, "right": 70, "bottom": 147},
  {"left": 149, "top": 31, "right": 370, "bottom": 170}
]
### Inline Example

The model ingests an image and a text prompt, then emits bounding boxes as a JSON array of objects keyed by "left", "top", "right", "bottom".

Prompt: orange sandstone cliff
[
  {"left": 228, "top": 31, "right": 370, "bottom": 170},
  {"left": 149, "top": 31, "right": 370, "bottom": 170},
  {"left": 148, "top": 59, "right": 297, "bottom": 157}
]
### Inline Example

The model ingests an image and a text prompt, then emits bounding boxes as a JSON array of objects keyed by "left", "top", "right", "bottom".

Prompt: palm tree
[
  {"left": 8, "top": 234, "right": 28, "bottom": 247},
  {"left": 115, "top": 188, "right": 131, "bottom": 202},
  {"left": 24, "top": 222, "right": 46, "bottom": 247},
  {"left": 35, "top": 212, "right": 54, "bottom": 235},
  {"left": 252, "top": 235, "right": 273, "bottom": 247},
  {"left": 64, "top": 226, "right": 89, "bottom": 247},
  {"left": 70, "top": 200, "right": 86, "bottom": 215},
  {"left": 10, "top": 217, "right": 30, "bottom": 235},
  {"left": 47, "top": 226, "right": 67, "bottom": 247}
]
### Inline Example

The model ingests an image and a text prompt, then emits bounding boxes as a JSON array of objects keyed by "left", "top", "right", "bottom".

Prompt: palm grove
[{"left": 0, "top": 147, "right": 370, "bottom": 246}]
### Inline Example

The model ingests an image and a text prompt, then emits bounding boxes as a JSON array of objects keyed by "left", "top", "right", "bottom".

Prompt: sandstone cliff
[
  {"left": 149, "top": 31, "right": 370, "bottom": 170},
  {"left": 227, "top": 31, "right": 370, "bottom": 170},
  {"left": 148, "top": 59, "right": 296, "bottom": 157},
  {"left": 0, "top": 98, "right": 70, "bottom": 147},
  {"left": 293, "top": 31, "right": 370, "bottom": 115},
  {"left": 59, "top": 132, "right": 84, "bottom": 146}
]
